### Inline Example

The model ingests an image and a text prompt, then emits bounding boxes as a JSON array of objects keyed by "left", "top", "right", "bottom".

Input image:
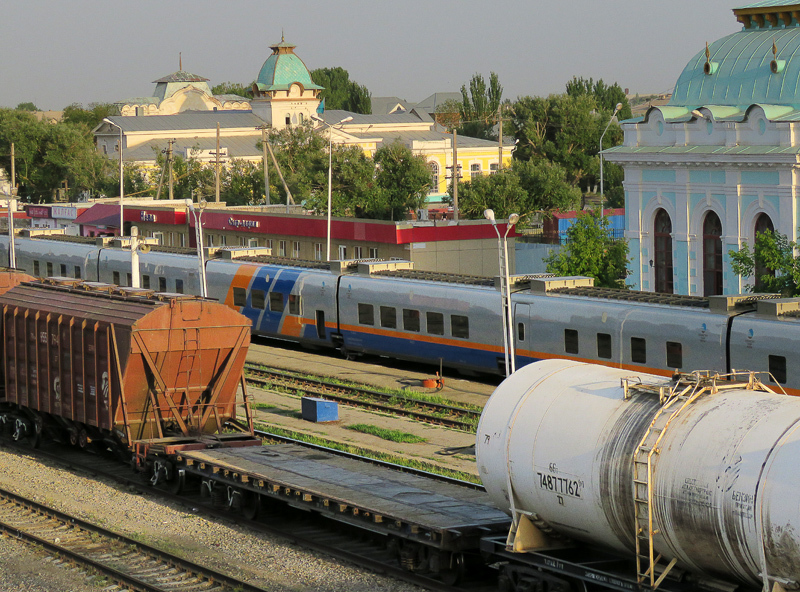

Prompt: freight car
[
  {"left": 4, "top": 234, "right": 800, "bottom": 395},
  {"left": 0, "top": 274, "right": 258, "bottom": 459},
  {"left": 477, "top": 359, "right": 800, "bottom": 592}
]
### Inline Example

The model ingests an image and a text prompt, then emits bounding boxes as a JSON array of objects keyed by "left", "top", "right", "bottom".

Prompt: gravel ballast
[{"left": 0, "top": 446, "right": 421, "bottom": 592}]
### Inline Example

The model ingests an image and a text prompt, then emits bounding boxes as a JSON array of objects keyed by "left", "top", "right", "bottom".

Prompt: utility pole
[
  {"left": 215, "top": 122, "right": 221, "bottom": 203},
  {"left": 9, "top": 143, "right": 16, "bottom": 268},
  {"left": 167, "top": 139, "right": 174, "bottom": 201},
  {"left": 257, "top": 125, "right": 270, "bottom": 205},
  {"left": 452, "top": 129, "right": 459, "bottom": 222},
  {"left": 498, "top": 104, "right": 503, "bottom": 171}
]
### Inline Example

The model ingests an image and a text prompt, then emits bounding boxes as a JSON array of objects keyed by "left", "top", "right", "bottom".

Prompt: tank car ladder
[{"left": 631, "top": 379, "right": 703, "bottom": 589}]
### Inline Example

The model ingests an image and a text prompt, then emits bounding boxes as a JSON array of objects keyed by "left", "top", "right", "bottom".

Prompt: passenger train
[{"left": 2, "top": 233, "right": 798, "bottom": 393}]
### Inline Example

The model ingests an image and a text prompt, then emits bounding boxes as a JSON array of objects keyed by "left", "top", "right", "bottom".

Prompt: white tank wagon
[{"left": 476, "top": 359, "right": 800, "bottom": 591}]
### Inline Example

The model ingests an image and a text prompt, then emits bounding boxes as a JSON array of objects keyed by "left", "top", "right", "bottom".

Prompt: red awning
[{"left": 73, "top": 204, "right": 120, "bottom": 228}]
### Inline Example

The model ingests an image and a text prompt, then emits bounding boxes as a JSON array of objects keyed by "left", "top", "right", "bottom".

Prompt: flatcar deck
[{"left": 178, "top": 444, "right": 509, "bottom": 551}]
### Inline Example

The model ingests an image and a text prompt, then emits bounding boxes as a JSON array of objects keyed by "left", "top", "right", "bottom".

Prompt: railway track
[
  {"left": 0, "top": 485, "right": 267, "bottom": 592},
  {"left": 244, "top": 363, "right": 481, "bottom": 431}
]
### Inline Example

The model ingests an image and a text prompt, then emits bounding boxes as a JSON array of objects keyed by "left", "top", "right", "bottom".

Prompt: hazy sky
[{"left": 2, "top": 0, "right": 742, "bottom": 111}]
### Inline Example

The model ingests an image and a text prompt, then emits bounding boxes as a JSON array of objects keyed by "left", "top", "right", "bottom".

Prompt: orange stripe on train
[{"left": 224, "top": 265, "right": 259, "bottom": 309}]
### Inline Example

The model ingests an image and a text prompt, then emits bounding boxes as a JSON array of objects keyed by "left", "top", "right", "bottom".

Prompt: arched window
[
  {"left": 428, "top": 162, "right": 439, "bottom": 194},
  {"left": 754, "top": 213, "right": 775, "bottom": 290},
  {"left": 654, "top": 209, "right": 673, "bottom": 293},
  {"left": 703, "top": 211, "right": 723, "bottom": 296}
]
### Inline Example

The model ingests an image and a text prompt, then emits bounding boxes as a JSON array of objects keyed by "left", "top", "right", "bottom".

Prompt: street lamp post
[
  {"left": 185, "top": 198, "right": 208, "bottom": 297},
  {"left": 103, "top": 118, "right": 125, "bottom": 235},
  {"left": 599, "top": 102, "right": 623, "bottom": 216},
  {"left": 312, "top": 115, "right": 353, "bottom": 261},
  {"left": 484, "top": 209, "right": 520, "bottom": 376}
]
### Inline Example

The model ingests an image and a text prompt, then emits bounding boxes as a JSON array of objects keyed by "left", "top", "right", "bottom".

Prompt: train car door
[{"left": 514, "top": 303, "right": 533, "bottom": 369}]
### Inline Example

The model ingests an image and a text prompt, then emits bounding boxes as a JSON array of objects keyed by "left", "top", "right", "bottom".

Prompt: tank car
[
  {"left": 0, "top": 276, "right": 254, "bottom": 455},
  {"left": 477, "top": 359, "right": 800, "bottom": 591}
]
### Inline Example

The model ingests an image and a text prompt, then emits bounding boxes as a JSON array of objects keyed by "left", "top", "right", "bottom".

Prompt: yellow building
[{"left": 94, "top": 38, "right": 512, "bottom": 203}]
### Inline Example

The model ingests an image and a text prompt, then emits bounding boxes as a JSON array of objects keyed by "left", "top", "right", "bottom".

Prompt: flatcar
[{"left": 1, "top": 234, "right": 799, "bottom": 394}]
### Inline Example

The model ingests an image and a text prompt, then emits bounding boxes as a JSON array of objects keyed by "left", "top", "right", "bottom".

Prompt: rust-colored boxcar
[{"left": 0, "top": 278, "right": 252, "bottom": 448}]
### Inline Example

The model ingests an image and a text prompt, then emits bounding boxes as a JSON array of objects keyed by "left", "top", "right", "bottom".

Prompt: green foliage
[
  {"left": 456, "top": 159, "right": 581, "bottom": 222},
  {"left": 458, "top": 72, "right": 503, "bottom": 139},
  {"left": 434, "top": 98, "right": 462, "bottom": 131},
  {"left": 211, "top": 81, "right": 252, "bottom": 98},
  {"left": 62, "top": 103, "right": 119, "bottom": 130},
  {"left": 310, "top": 67, "right": 371, "bottom": 114},
  {"left": 729, "top": 230, "right": 800, "bottom": 296},
  {"left": 545, "top": 209, "right": 630, "bottom": 288},
  {"left": 565, "top": 77, "right": 632, "bottom": 120},
  {"left": 15, "top": 102, "right": 38, "bottom": 112},
  {"left": 0, "top": 108, "right": 112, "bottom": 202},
  {"left": 346, "top": 424, "right": 427, "bottom": 443},
  {"left": 370, "top": 141, "right": 431, "bottom": 220}
]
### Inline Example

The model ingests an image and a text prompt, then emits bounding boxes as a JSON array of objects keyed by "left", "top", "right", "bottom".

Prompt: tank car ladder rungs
[{"left": 633, "top": 384, "right": 701, "bottom": 589}]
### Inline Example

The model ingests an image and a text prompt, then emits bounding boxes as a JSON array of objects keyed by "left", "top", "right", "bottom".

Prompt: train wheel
[
  {"left": 439, "top": 552, "right": 465, "bottom": 586},
  {"left": 241, "top": 490, "right": 261, "bottom": 520},
  {"left": 77, "top": 428, "right": 89, "bottom": 449},
  {"left": 68, "top": 429, "right": 79, "bottom": 447},
  {"left": 167, "top": 469, "right": 185, "bottom": 495}
]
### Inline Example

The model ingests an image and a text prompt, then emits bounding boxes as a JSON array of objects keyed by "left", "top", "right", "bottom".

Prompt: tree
[
  {"left": 310, "top": 67, "right": 371, "bottom": 114},
  {"left": 370, "top": 141, "right": 431, "bottom": 220},
  {"left": 456, "top": 159, "right": 581, "bottom": 222},
  {"left": 15, "top": 102, "right": 38, "bottom": 112},
  {"left": 544, "top": 209, "right": 630, "bottom": 288},
  {"left": 433, "top": 99, "right": 462, "bottom": 131},
  {"left": 211, "top": 82, "right": 252, "bottom": 98},
  {"left": 730, "top": 230, "right": 800, "bottom": 296},
  {"left": 565, "top": 77, "right": 632, "bottom": 120},
  {"left": 0, "top": 108, "right": 112, "bottom": 202},
  {"left": 62, "top": 103, "right": 119, "bottom": 130},
  {"left": 458, "top": 72, "right": 502, "bottom": 139}
]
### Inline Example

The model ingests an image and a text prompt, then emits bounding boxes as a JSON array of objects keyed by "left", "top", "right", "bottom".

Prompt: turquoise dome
[{"left": 256, "top": 39, "right": 322, "bottom": 92}]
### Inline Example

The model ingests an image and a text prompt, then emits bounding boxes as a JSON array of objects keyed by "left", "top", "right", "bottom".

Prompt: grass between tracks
[
  {"left": 346, "top": 424, "right": 427, "bottom": 443},
  {"left": 255, "top": 422, "right": 480, "bottom": 485}
]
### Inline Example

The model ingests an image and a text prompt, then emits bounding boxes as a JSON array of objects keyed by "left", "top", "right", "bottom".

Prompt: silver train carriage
[{"left": 1, "top": 235, "right": 799, "bottom": 393}]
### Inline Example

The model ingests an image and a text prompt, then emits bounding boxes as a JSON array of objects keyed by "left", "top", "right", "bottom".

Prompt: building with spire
[{"left": 605, "top": 2, "right": 800, "bottom": 296}]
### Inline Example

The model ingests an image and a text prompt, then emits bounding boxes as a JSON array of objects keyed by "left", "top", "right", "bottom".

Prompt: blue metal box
[{"left": 301, "top": 397, "right": 339, "bottom": 423}]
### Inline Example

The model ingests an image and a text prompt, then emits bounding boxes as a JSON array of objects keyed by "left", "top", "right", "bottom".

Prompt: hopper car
[{"left": 1, "top": 235, "right": 800, "bottom": 395}]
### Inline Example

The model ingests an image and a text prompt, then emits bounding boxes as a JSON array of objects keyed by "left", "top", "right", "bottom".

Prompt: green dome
[
  {"left": 256, "top": 39, "right": 322, "bottom": 92},
  {"left": 671, "top": 24, "right": 800, "bottom": 108}
]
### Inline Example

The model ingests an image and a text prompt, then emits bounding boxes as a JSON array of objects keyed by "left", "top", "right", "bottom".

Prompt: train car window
[
  {"left": 427, "top": 312, "right": 444, "bottom": 335},
  {"left": 666, "top": 341, "right": 683, "bottom": 369},
  {"left": 112, "top": 271, "right": 120, "bottom": 285},
  {"left": 597, "top": 333, "right": 612, "bottom": 359},
  {"left": 564, "top": 329, "right": 579, "bottom": 354},
  {"left": 358, "top": 303, "right": 374, "bottom": 325},
  {"left": 233, "top": 287, "right": 247, "bottom": 307},
  {"left": 269, "top": 292, "right": 284, "bottom": 312},
  {"left": 289, "top": 294, "right": 301, "bottom": 315},
  {"left": 126, "top": 273, "right": 132, "bottom": 287},
  {"left": 33, "top": 261, "right": 40, "bottom": 276},
  {"left": 631, "top": 337, "right": 647, "bottom": 364},
  {"left": 60, "top": 264, "right": 67, "bottom": 276},
  {"left": 252, "top": 290, "right": 265, "bottom": 309},
  {"left": 175, "top": 279, "right": 184, "bottom": 294},
  {"left": 158, "top": 277, "right": 167, "bottom": 292},
  {"left": 380, "top": 306, "right": 397, "bottom": 329},
  {"left": 74, "top": 266, "right": 81, "bottom": 279},
  {"left": 769, "top": 355, "right": 787, "bottom": 384},
  {"left": 403, "top": 309, "right": 420, "bottom": 332},
  {"left": 142, "top": 275, "right": 150, "bottom": 289},
  {"left": 517, "top": 322, "right": 525, "bottom": 342},
  {"left": 452, "top": 315, "right": 470, "bottom": 339},
  {"left": 46, "top": 262, "right": 53, "bottom": 277}
]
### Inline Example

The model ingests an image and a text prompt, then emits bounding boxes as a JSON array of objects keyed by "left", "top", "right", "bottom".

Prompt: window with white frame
[
  {"left": 279, "top": 240, "right": 287, "bottom": 257},
  {"left": 369, "top": 247, "right": 378, "bottom": 258},
  {"left": 490, "top": 163, "right": 499, "bottom": 174},
  {"left": 470, "top": 163, "right": 481, "bottom": 178},
  {"left": 265, "top": 239, "right": 273, "bottom": 255},
  {"left": 293, "top": 241, "right": 300, "bottom": 258},
  {"left": 354, "top": 246, "right": 363, "bottom": 259},
  {"left": 152, "top": 232, "right": 164, "bottom": 245},
  {"left": 428, "top": 162, "right": 439, "bottom": 194},
  {"left": 338, "top": 245, "right": 347, "bottom": 260},
  {"left": 314, "top": 243, "right": 323, "bottom": 260},
  {"left": 248, "top": 238, "right": 258, "bottom": 248}
]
